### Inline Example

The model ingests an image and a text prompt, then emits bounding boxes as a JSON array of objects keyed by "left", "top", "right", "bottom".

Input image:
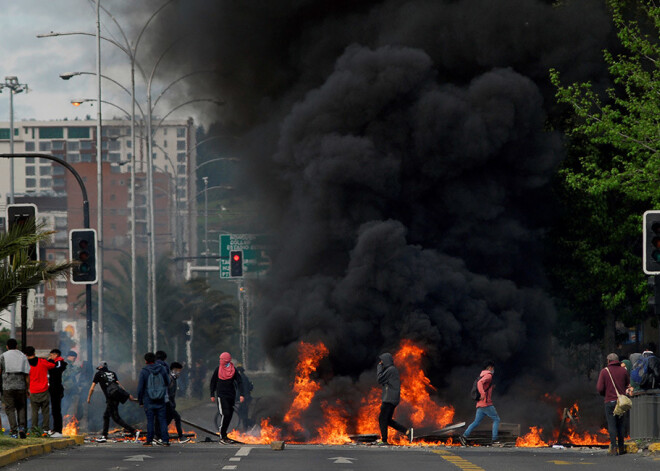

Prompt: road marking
[
  {"left": 328, "top": 457, "right": 356, "bottom": 464},
  {"left": 235, "top": 447, "right": 252, "bottom": 456},
  {"left": 222, "top": 466, "right": 237, "bottom": 470},
  {"left": 432, "top": 450, "right": 484, "bottom": 471},
  {"left": 123, "top": 454, "right": 153, "bottom": 462},
  {"left": 547, "top": 460, "right": 594, "bottom": 465},
  {"left": 229, "top": 457, "right": 241, "bottom": 461}
]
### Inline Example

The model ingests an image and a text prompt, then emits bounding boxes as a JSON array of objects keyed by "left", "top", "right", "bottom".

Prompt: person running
[
  {"left": 138, "top": 352, "right": 170, "bottom": 447},
  {"left": 460, "top": 360, "right": 501, "bottom": 446},
  {"left": 0, "top": 339, "right": 30, "bottom": 438},
  {"left": 87, "top": 361, "right": 138, "bottom": 442},
  {"left": 166, "top": 362, "right": 189, "bottom": 443},
  {"left": 47, "top": 349, "right": 67, "bottom": 437},
  {"left": 210, "top": 352, "right": 244, "bottom": 443},
  {"left": 26, "top": 346, "right": 55, "bottom": 434},
  {"left": 597, "top": 353, "right": 633, "bottom": 456},
  {"left": 375, "top": 353, "right": 413, "bottom": 445}
]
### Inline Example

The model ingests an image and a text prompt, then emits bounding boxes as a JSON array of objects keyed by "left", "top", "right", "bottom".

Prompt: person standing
[
  {"left": 47, "top": 349, "right": 67, "bottom": 437},
  {"left": 596, "top": 353, "right": 632, "bottom": 456},
  {"left": 0, "top": 339, "right": 30, "bottom": 438},
  {"left": 25, "top": 346, "right": 55, "bottom": 434},
  {"left": 460, "top": 360, "right": 501, "bottom": 446},
  {"left": 166, "top": 362, "right": 189, "bottom": 443},
  {"left": 235, "top": 364, "right": 253, "bottom": 431},
  {"left": 87, "top": 361, "right": 138, "bottom": 442},
  {"left": 375, "top": 353, "right": 413, "bottom": 445},
  {"left": 62, "top": 351, "right": 81, "bottom": 418},
  {"left": 210, "top": 352, "right": 244, "bottom": 443},
  {"left": 138, "top": 352, "right": 170, "bottom": 447}
]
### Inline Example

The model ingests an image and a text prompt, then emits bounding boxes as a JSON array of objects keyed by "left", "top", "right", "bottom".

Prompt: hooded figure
[
  {"left": 210, "top": 352, "right": 244, "bottom": 442},
  {"left": 376, "top": 353, "right": 412, "bottom": 445}
]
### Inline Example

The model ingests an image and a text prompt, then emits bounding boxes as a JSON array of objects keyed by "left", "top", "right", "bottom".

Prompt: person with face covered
[
  {"left": 376, "top": 353, "right": 413, "bottom": 445},
  {"left": 460, "top": 360, "right": 500, "bottom": 446},
  {"left": 210, "top": 352, "right": 243, "bottom": 443}
]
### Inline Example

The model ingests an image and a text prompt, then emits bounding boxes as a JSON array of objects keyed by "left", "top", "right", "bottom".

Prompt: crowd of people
[{"left": 0, "top": 339, "right": 254, "bottom": 445}]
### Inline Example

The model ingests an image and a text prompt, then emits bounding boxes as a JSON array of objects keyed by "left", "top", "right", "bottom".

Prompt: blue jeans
[
  {"left": 464, "top": 405, "right": 500, "bottom": 441},
  {"left": 144, "top": 401, "right": 169, "bottom": 444}
]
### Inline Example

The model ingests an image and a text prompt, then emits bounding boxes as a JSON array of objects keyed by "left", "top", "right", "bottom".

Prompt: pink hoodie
[{"left": 476, "top": 369, "right": 494, "bottom": 408}]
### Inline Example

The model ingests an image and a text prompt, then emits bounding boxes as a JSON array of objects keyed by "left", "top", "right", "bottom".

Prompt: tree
[
  {"left": 0, "top": 220, "right": 72, "bottom": 312},
  {"left": 549, "top": 0, "right": 660, "bottom": 351}
]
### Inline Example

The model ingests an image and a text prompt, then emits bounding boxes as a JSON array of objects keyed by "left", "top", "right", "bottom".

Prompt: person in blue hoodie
[{"left": 137, "top": 352, "right": 170, "bottom": 447}]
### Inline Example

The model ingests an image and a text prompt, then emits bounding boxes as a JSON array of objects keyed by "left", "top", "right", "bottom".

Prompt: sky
[{"left": 0, "top": 0, "right": 211, "bottom": 125}]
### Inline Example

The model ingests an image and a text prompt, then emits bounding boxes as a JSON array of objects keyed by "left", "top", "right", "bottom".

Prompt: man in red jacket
[
  {"left": 596, "top": 353, "right": 632, "bottom": 456},
  {"left": 460, "top": 360, "right": 500, "bottom": 446},
  {"left": 25, "top": 346, "right": 54, "bottom": 433}
]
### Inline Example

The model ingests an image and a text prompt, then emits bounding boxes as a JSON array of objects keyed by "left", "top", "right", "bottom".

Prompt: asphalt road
[{"left": 4, "top": 442, "right": 659, "bottom": 471}]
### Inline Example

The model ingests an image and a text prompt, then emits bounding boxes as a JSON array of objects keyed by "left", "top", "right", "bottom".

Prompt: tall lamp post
[{"left": 0, "top": 76, "right": 28, "bottom": 339}]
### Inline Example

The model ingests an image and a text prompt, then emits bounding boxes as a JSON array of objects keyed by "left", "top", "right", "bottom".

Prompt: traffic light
[
  {"left": 230, "top": 250, "right": 243, "bottom": 277},
  {"left": 6, "top": 204, "right": 38, "bottom": 262},
  {"left": 69, "top": 229, "right": 98, "bottom": 284},
  {"left": 643, "top": 211, "right": 660, "bottom": 274}
]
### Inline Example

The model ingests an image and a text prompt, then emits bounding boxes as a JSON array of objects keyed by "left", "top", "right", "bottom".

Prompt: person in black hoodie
[
  {"left": 47, "top": 349, "right": 67, "bottom": 437},
  {"left": 210, "top": 352, "right": 243, "bottom": 443},
  {"left": 376, "top": 353, "right": 413, "bottom": 445}
]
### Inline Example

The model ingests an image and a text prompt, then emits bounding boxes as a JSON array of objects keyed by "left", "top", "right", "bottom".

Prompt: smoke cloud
[{"left": 138, "top": 0, "right": 613, "bottom": 430}]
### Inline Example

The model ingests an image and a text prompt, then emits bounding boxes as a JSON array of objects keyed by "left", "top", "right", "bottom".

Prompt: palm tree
[{"left": 0, "top": 220, "right": 72, "bottom": 312}]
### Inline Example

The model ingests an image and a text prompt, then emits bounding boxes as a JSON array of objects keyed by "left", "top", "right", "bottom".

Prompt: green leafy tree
[
  {"left": 549, "top": 0, "right": 660, "bottom": 351},
  {"left": 0, "top": 220, "right": 72, "bottom": 312}
]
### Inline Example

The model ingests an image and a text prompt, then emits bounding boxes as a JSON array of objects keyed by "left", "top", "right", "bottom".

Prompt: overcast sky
[{"left": 0, "top": 0, "right": 208, "bottom": 125}]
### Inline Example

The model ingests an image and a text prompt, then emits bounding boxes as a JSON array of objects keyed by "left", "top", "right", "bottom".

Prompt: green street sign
[{"left": 219, "top": 234, "right": 272, "bottom": 278}]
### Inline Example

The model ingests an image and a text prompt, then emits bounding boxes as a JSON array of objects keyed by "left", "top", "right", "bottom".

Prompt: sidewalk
[{"left": 0, "top": 435, "right": 84, "bottom": 467}]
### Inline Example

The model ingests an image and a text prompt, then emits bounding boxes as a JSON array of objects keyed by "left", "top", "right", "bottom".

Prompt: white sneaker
[{"left": 49, "top": 432, "right": 64, "bottom": 438}]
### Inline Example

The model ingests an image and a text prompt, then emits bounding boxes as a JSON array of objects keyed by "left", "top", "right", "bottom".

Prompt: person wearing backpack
[
  {"left": 631, "top": 345, "right": 660, "bottom": 390},
  {"left": 138, "top": 352, "right": 170, "bottom": 447},
  {"left": 210, "top": 352, "right": 244, "bottom": 443},
  {"left": 87, "top": 361, "right": 139, "bottom": 443},
  {"left": 596, "top": 353, "right": 633, "bottom": 456},
  {"left": 460, "top": 360, "right": 500, "bottom": 446}
]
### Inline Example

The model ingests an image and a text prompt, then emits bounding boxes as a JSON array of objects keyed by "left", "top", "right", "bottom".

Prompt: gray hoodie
[{"left": 377, "top": 353, "right": 401, "bottom": 405}]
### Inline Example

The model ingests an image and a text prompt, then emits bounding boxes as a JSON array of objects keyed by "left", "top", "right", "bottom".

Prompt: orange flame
[
  {"left": 516, "top": 426, "right": 548, "bottom": 447},
  {"left": 282, "top": 341, "right": 329, "bottom": 432},
  {"left": 62, "top": 415, "right": 79, "bottom": 436},
  {"left": 229, "top": 418, "right": 282, "bottom": 444}
]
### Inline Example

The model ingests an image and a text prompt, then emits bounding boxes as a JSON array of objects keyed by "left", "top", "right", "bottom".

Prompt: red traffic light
[{"left": 233, "top": 253, "right": 241, "bottom": 262}]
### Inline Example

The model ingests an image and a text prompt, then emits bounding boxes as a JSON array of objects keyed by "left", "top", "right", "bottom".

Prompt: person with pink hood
[{"left": 210, "top": 352, "right": 244, "bottom": 443}]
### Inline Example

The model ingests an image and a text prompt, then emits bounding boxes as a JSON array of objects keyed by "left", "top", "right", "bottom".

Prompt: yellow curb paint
[
  {"left": 432, "top": 450, "right": 485, "bottom": 471},
  {"left": 0, "top": 436, "right": 84, "bottom": 468}
]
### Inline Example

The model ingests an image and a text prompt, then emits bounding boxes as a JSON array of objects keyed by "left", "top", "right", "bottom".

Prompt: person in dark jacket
[
  {"left": 376, "top": 353, "right": 413, "bottom": 445},
  {"left": 461, "top": 360, "right": 501, "bottom": 446},
  {"left": 596, "top": 353, "right": 632, "bottom": 456},
  {"left": 138, "top": 352, "right": 170, "bottom": 447},
  {"left": 210, "top": 352, "right": 244, "bottom": 443},
  {"left": 166, "top": 362, "right": 189, "bottom": 443},
  {"left": 235, "top": 365, "right": 253, "bottom": 431},
  {"left": 47, "top": 349, "right": 67, "bottom": 437}
]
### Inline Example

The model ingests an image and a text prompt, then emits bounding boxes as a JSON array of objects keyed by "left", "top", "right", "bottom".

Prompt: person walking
[
  {"left": 0, "top": 339, "right": 30, "bottom": 438},
  {"left": 166, "top": 362, "right": 189, "bottom": 443},
  {"left": 596, "top": 353, "right": 632, "bottom": 456},
  {"left": 47, "top": 349, "right": 67, "bottom": 437},
  {"left": 138, "top": 352, "right": 170, "bottom": 447},
  {"left": 210, "top": 352, "right": 244, "bottom": 443},
  {"left": 460, "top": 360, "right": 501, "bottom": 446},
  {"left": 25, "top": 346, "right": 54, "bottom": 434},
  {"left": 62, "top": 351, "right": 81, "bottom": 418},
  {"left": 375, "top": 353, "right": 413, "bottom": 445},
  {"left": 87, "top": 361, "right": 138, "bottom": 442}
]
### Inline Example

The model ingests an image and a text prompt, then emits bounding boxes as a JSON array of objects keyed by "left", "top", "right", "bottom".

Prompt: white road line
[
  {"left": 235, "top": 447, "right": 252, "bottom": 457},
  {"left": 229, "top": 457, "right": 241, "bottom": 462},
  {"left": 222, "top": 466, "right": 237, "bottom": 470}
]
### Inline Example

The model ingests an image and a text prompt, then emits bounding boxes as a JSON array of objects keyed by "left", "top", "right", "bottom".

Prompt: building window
[
  {"left": 26, "top": 167, "right": 36, "bottom": 176},
  {"left": 39, "top": 127, "right": 64, "bottom": 139},
  {"left": 126, "top": 140, "right": 132, "bottom": 148},
  {"left": 25, "top": 142, "right": 35, "bottom": 151},
  {"left": 81, "top": 154, "right": 92, "bottom": 163},
  {"left": 68, "top": 127, "right": 90, "bottom": 139},
  {"left": 40, "top": 166, "right": 52, "bottom": 176},
  {"left": 178, "top": 165, "right": 185, "bottom": 174},
  {"left": 68, "top": 153, "right": 80, "bottom": 163},
  {"left": 53, "top": 166, "right": 65, "bottom": 176},
  {"left": 109, "top": 140, "right": 120, "bottom": 150},
  {"left": 177, "top": 189, "right": 187, "bottom": 199},
  {"left": 52, "top": 141, "right": 65, "bottom": 150},
  {"left": 39, "top": 141, "right": 52, "bottom": 152},
  {"left": 67, "top": 141, "right": 80, "bottom": 151},
  {"left": 109, "top": 152, "right": 121, "bottom": 163},
  {"left": 26, "top": 178, "right": 36, "bottom": 187},
  {"left": 176, "top": 140, "right": 186, "bottom": 150},
  {"left": 25, "top": 157, "right": 35, "bottom": 164},
  {"left": 163, "top": 128, "right": 168, "bottom": 136},
  {"left": 177, "top": 152, "right": 186, "bottom": 162},
  {"left": 177, "top": 127, "right": 185, "bottom": 138},
  {"left": 53, "top": 177, "right": 65, "bottom": 188},
  {"left": 81, "top": 141, "right": 93, "bottom": 150},
  {"left": 39, "top": 178, "right": 51, "bottom": 187}
]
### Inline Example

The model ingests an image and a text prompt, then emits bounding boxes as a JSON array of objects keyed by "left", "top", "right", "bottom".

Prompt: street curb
[{"left": 0, "top": 435, "right": 84, "bottom": 468}]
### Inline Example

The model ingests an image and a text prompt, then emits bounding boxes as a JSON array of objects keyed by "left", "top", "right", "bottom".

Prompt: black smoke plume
[{"left": 138, "top": 0, "right": 614, "bottom": 432}]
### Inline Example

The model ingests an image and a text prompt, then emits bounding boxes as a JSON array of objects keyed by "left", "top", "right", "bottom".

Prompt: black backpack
[{"left": 470, "top": 375, "right": 484, "bottom": 401}]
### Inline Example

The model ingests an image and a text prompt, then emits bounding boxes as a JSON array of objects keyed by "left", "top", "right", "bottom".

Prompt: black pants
[
  {"left": 50, "top": 387, "right": 63, "bottom": 433},
  {"left": 103, "top": 399, "right": 135, "bottom": 437},
  {"left": 217, "top": 396, "right": 235, "bottom": 439},
  {"left": 167, "top": 404, "right": 183, "bottom": 438},
  {"left": 379, "top": 402, "right": 407, "bottom": 443},
  {"left": 604, "top": 401, "right": 625, "bottom": 452}
]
